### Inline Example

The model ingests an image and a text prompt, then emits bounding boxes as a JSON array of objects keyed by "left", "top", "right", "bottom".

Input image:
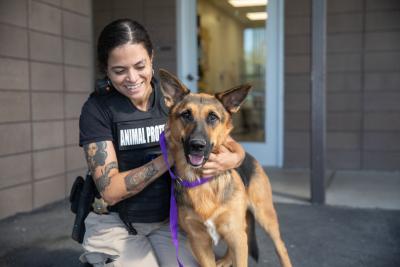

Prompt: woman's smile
[{"left": 125, "top": 81, "right": 145, "bottom": 92}]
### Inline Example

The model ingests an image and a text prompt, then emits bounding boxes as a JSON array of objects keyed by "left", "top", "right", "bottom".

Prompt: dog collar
[
  {"left": 159, "top": 131, "right": 213, "bottom": 188},
  {"left": 159, "top": 131, "right": 213, "bottom": 267}
]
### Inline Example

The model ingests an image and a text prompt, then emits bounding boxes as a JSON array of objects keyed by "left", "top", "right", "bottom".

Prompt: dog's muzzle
[{"left": 184, "top": 138, "right": 212, "bottom": 167}]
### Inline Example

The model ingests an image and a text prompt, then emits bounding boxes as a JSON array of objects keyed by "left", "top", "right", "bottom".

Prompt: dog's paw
[
  {"left": 216, "top": 257, "right": 233, "bottom": 267},
  {"left": 204, "top": 219, "right": 220, "bottom": 245}
]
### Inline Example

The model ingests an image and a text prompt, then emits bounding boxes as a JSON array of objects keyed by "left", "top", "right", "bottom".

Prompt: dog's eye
[
  {"left": 180, "top": 110, "right": 193, "bottom": 122},
  {"left": 207, "top": 112, "right": 219, "bottom": 125}
]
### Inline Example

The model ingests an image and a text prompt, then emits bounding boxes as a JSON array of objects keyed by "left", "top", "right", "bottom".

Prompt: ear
[
  {"left": 159, "top": 69, "right": 190, "bottom": 108},
  {"left": 215, "top": 84, "right": 252, "bottom": 113}
]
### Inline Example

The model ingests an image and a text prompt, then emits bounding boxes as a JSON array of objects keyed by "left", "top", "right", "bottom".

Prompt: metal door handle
[
  {"left": 187, "top": 74, "right": 195, "bottom": 81},
  {"left": 187, "top": 74, "right": 199, "bottom": 81}
]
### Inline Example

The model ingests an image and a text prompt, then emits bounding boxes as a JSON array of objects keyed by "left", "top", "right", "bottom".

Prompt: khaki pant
[{"left": 80, "top": 212, "right": 199, "bottom": 267}]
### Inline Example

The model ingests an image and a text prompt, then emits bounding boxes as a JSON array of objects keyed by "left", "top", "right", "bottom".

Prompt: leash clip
[{"left": 175, "top": 175, "right": 184, "bottom": 185}]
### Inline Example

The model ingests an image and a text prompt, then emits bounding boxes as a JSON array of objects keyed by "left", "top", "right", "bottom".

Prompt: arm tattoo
[
  {"left": 124, "top": 162, "right": 158, "bottom": 195},
  {"left": 95, "top": 161, "right": 118, "bottom": 193},
  {"left": 84, "top": 142, "right": 108, "bottom": 174}
]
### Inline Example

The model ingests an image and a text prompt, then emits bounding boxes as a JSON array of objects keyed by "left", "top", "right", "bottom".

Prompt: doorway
[{"left": 177, "top": 0, "right": 284, "bottom": 166}]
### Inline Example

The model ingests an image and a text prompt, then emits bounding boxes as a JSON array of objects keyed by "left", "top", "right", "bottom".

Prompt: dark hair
[{"left": 97, "top": 19, "right": 153, "bottom": 75}]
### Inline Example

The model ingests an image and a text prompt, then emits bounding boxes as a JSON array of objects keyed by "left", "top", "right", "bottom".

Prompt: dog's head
[{"left": 159, "top": 69, "right": 251, "bottom": 168}]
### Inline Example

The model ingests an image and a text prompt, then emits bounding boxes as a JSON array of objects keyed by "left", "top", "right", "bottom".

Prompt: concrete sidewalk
[
  {"left": 267, "top": 168, "right": 400, "bottom": 210},
  {"left": 0, "top": 198, "right": 399, "bottom": 267}
]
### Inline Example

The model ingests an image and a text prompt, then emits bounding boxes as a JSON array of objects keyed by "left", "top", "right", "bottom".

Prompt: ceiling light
[
  {"left": 246, "top": 12, "right": 268, "bottom": 20},
  {"left": 228, "top": 0, "right": 268, "bottom": 7}
]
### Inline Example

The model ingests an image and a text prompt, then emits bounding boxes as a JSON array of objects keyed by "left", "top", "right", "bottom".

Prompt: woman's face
[{"left": 106, "top": 43, "right": 153, "bottom": 107}]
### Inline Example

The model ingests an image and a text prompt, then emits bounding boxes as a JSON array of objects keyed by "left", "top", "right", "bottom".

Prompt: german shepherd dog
[{"left": 159, "top": 69, "right": 292, "bottom": 267}]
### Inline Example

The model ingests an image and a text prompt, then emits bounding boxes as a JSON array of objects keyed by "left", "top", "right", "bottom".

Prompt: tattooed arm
[{"left": 83, "top": 140, "right": 170, "bottom": 205}]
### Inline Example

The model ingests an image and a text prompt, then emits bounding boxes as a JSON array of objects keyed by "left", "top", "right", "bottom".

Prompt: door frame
[
  {"left": 176, "top": 0, "right": 198, "bottom": 92},
  {"left": 176, "top": 0, "right": 285, "bottom": 167}
]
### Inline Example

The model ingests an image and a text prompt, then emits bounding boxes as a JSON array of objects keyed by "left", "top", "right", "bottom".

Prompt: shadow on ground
[
  {"left": 0, "top": 199, "right": 399, "bottom": 267},
  {"left": 0, "top": 247, "right": 82, "bottom": 267}
]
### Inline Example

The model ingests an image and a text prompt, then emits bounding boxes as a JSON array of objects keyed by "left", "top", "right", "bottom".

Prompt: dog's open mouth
[{"left": 187, "top": 154, "right": 205, "bottom": 167}]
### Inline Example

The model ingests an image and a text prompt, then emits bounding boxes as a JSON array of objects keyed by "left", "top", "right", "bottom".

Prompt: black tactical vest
[{"left": 104, "top": 80, "right": 171, "bottom": 223}]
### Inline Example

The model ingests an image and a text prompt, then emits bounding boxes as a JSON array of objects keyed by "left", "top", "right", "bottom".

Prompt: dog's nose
[{"left": 189, "top": 139, "right": 206, "bottom": 152}]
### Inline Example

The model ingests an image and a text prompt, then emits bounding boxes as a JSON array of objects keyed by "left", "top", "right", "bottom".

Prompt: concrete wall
[
  {"left": 284, "top": 0, "right": 400, "bottom": 170},
  {"left": 0, "top": 0, "right": 93, "bottom": 219}
]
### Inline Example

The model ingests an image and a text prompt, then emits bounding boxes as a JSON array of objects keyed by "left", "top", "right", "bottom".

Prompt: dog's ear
[
  {"left": 215, "top": 84, "right": 252, "bottom": 113},
  {"left": 159, "top": 69, "right": 190, "bottom": 108}
]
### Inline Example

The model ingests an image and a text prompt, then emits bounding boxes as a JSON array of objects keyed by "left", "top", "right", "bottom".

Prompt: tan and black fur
[{"left": 159, "top": 69, "right": 292, "bottom": 267}]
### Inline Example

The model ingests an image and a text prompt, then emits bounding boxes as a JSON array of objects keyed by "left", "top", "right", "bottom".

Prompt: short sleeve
[{"left": 79, "top": 96, "right": 113, "bottom": 147}]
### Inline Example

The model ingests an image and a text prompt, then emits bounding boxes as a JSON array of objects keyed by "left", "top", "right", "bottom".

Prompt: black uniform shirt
[{"left": 79, "top": 80, "right": 171, "bottom": 223}]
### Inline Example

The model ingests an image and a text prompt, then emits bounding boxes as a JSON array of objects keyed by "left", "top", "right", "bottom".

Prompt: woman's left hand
[{"left": 201, "top": 142, "right": 244, "bottom": 177}]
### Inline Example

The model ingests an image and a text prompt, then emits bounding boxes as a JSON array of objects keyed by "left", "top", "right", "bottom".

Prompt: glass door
[{"left": 177, "top": 0, "right": 284, "bottom": 166}]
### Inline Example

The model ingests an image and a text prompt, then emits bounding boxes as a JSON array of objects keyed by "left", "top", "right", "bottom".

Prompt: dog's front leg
[
  {"left": 218, "top": 213, "right": 248, "bottom": 267},
  {"left": 181, "top": 216, "right": 217, "bottom": 267},
  {"left": 216, "top": 248, "right": 233, "bottom": 267},
  {"left": 222, "top": 229, "right": 248, "bottom": 267},
  {"left": 187, "top": 230, "right": 216, "bottom": 267}
]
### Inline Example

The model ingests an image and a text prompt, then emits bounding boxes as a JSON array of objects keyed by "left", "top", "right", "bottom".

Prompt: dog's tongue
[{"left": 189, "top": 154, "right": 204, "bottom": 166}]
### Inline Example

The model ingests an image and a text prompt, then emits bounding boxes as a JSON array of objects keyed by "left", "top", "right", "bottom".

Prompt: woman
[{"left": 79, "top": 19, "right": 245, "bottom": 266}]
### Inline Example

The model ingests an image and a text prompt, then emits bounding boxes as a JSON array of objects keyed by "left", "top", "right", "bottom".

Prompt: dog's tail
[{"left": 246, "top": 210, "right": 259, "bottom": 262}]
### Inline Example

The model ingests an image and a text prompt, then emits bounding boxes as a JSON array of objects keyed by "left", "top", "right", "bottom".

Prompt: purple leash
[{"left": 159, "top": 131, "right": 212, "bottom": 267}]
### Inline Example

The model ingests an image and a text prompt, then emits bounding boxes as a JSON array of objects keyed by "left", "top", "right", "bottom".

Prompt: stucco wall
[{"left": 0, "top": 0, "right": 93, "bottom": 219}]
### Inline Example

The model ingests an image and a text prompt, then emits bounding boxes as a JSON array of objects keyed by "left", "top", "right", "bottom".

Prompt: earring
[
  {"left": 152, "top": 68, "right": 155, "bottom": 76},
  {"left": 95, "top": 77, "right": 111, "bottom": 94}
]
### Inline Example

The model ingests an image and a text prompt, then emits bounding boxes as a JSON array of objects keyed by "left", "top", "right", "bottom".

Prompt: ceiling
[{"left": 204, "top": 0, "right": 267, "bottom": 28}]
